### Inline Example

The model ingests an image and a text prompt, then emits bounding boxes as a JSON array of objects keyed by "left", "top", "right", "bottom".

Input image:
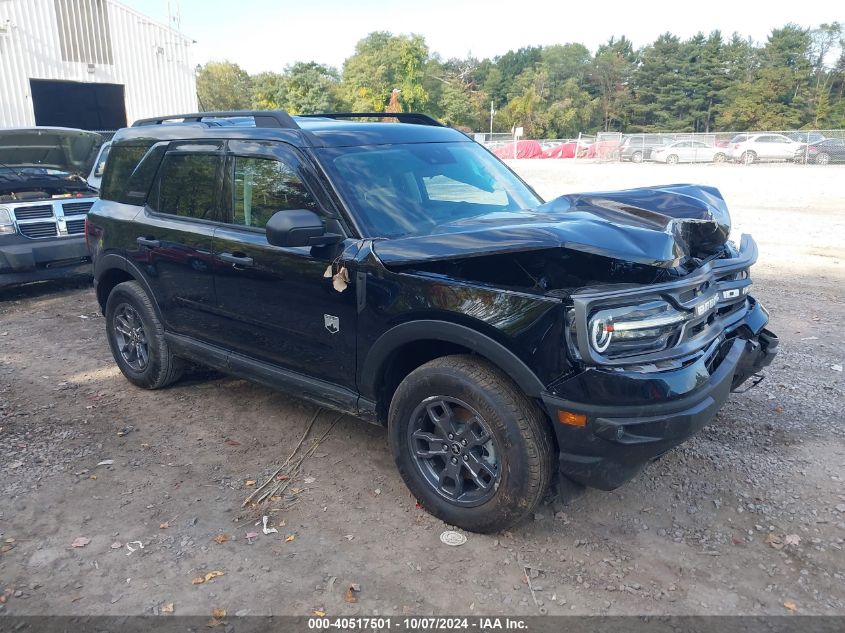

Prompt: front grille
[
  {"left": 62, "top": 201, "right": 94, "bottom": 215},
  {"left": 19, "top": 222, "right": 58, "bottom": 239},
  {"left": 66, "top": 219, "right": 86, "bottom": 235},
  {"left": 14, "top": 205, "right": 54, "bottom": 221}
]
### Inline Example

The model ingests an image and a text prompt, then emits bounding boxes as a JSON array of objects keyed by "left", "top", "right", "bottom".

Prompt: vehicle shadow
[{"left": 0, "top": 274, "right": 93, "bottom": 303}]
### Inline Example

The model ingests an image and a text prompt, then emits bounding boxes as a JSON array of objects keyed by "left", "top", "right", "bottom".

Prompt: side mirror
[
  {"left": 94, "top": 160, "right": 107, "bottom": 178},
  {"left": 265, "top": 209, "right": 342, "bottom": 248}
]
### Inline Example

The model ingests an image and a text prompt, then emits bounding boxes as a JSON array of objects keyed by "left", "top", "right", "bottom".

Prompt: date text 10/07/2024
[{"left": 307, "top": 617, "right": 529, "bottom": 630}]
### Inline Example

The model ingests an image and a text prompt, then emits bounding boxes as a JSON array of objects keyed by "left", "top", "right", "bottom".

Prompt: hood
[
  {"left": 0, "top": 128, "right": 103, "bottom": 178},
  {"left": 374, "top": 184, "right": 731, "bottom": 268}
]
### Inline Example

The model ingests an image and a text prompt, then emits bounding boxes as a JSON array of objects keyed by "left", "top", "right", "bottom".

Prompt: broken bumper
[
  {"left": 541, "top": 300, "right": 778, "bottom": 491},
  {"left": 0, "top": 235, "right": 91, "bottom": 288}
]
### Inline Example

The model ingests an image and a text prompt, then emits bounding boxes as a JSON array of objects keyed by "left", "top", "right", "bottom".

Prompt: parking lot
[{"left": 1, "top": 162, "right": 843, "bottom": 617}]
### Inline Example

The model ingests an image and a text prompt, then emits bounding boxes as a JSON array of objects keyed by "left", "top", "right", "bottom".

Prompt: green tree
[
  {"left": 808, "top": 23, "right": 842, "bottom": 127},
  {"left": 250, "top": 72, "right": 286, "bottom": 109},
  {"left": 282, "top": 62, "right": 342, "bottom": 113},
  {"left": 718, "top": 25, "right": 812, "bottom": 130},
  {"left": 341, "top": 32, "right": 430, "bottom": 111},
  {"left": 541, "top": 43, "right": 592, "bottom": 97},
  {"left": 591, "top": 37, "right": 635, "bottom": 131},
  {"left": 196, "top": 61, "right": 252, "bottom": 111}
]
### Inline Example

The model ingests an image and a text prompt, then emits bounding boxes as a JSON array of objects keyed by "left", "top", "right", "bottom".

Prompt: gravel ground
[{"left": 0, "top": 162, "right": 843, "bottom": 618}]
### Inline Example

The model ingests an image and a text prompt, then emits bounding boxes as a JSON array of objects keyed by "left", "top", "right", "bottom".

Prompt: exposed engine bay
[
  {"left": 0, "top": 173, "right": 98, "bottom": 203},
  {"left": 394, "top": 248, "right": 687, "bottom": 294}
]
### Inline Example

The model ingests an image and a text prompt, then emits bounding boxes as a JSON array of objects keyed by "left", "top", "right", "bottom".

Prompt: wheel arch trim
[
  {"left": 94, "top": 254, "right": 163, "bottom": 322},
  {"left": 360, "top": 320, "right": 546, "bottom": 401}
]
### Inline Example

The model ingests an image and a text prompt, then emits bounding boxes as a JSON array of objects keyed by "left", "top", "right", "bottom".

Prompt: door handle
[
  {"left": 219, "top": 252, "right": 254, "bottom": 268},
  {"left": 136, "top": 236, "right": 160, "bottom": 248}
]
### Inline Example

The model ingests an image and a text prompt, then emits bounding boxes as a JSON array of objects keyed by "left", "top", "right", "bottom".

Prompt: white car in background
[
  {"left": 726, "top": 133, "right": 803, "bottom": 164},
  {"left": 652, "top": 141, "right": 727, "bottom": 164}
]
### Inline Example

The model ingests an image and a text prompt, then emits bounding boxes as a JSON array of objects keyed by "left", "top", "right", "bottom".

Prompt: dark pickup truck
[
  {"left": 0, "top": 128, "right": 107, "bottom": 288},
  {"left": 87, "top": 111, "right": 778, "bottom": 533}
]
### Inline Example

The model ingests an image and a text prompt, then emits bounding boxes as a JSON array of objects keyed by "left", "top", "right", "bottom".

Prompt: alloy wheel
[
  {"left": 407, "top": 396, "right": 501, "bottom": 507},
  {"left": 113, "top": 303, "right": 149, "bottom": 371}
]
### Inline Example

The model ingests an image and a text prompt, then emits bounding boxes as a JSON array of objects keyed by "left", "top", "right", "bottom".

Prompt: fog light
[{"left": 557, "top": 410, "right": 587, "bottom": 427}]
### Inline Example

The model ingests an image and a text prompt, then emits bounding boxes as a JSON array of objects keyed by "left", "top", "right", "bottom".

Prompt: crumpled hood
[
  {"left": 0, "top": 128, "right": 103, "bottom": 177},
  {"left": 374, "top": 184, "right": 731, "bottom": 268}
]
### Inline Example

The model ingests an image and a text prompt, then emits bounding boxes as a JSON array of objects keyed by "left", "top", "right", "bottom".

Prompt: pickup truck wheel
[
  {"left": 105, "top": 280, "right": 184, "bottom": 389},
  {"left": 388, "top": 355, "right": 554, "bottom": 533}
]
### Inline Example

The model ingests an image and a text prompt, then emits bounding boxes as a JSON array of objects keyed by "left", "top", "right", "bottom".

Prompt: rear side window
[
  {"left": 150, "top": 153, "right": 222, "bottom": 221},
  {"left": 100, "top": 142, "right": 158, "bottom": 203},
  {"left": 231, "top": 156, "right": 317, "bottom": 229}
]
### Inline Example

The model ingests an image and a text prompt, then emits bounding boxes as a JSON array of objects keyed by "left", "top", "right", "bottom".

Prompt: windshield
[{"left": 317, "top": 142, "right": 542, "bottom": 238}]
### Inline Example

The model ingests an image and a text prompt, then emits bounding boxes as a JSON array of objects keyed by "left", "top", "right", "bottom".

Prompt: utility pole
[{"left": 489, "top": 100, "right": 494, "bottom": 140}]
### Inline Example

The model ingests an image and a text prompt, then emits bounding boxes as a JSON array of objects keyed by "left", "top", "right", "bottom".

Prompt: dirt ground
[{"left": 1, "top": 162, "right": 843, "bottom": 618}]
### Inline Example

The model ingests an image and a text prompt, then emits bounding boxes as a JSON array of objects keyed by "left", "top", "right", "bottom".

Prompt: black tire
[
  {"left": 105, "top": 280, "right": 184, "bottom": 389},
  {"left": 740, "top": 150, "right": 756, "bottom": 165},
  {"left": 388, "top": 355, "right": 554, "bottom": 533},
  {"left": 631, "top": 151, "right": 643, "bottom": 163}
]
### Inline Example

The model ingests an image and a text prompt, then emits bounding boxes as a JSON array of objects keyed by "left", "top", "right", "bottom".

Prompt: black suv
[{"left": 88, "top": 111, "right": 778, "bottom": 533}]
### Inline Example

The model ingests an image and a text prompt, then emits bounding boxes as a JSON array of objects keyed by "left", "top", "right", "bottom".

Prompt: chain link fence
[{"left": 479, "top": 130, "right": 845, "bottom": 166}]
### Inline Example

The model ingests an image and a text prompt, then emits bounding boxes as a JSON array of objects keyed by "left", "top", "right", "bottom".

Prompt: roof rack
[
  {"left": 132, "top": 110, "right": 300, "bottom": 129},
  {"left": 298, "top": 112, "right": 444, "bottom": 127}
]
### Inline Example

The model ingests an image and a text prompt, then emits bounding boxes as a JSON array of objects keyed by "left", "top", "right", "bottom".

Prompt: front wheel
[
  {"left": 666, "top": 154, "right": 679, "bottom": 165},
  {"left": 630, "top": 151, "right": 643, "bottom": 163},
  {"left": 105, "top": 280, "right": 184, "bottom": 389},
  {"left": 713, "top": 152, "right": 726, "bottom": 163},
  {"left": 740, "top": 150, "right": 756, "bottom": 164},
  {"left": 388, "top": 355, "right": 554, "bottom": 533}
]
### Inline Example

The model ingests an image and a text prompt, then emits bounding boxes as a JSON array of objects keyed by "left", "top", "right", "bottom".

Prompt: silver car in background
[
  {"left": 652, "top": 141, "right": 727, "bottom": 164},
  {"left": 726, "top": 133, "right": 804, "bottom": 164}
]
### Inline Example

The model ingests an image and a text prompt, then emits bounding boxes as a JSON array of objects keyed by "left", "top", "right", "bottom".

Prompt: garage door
[{"left": 30, "top": 79, "right": 127, "bottom": 130}]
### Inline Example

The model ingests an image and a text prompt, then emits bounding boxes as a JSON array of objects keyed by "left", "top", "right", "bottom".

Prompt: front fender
[{"left": 359, "top": 319, "right": 547, "bottom": 400}]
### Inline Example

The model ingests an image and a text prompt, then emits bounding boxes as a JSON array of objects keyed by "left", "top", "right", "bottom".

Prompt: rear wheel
[
  {"left": 105, "top": 280, "right": 184, "bottom": 389},
  {"left": 631, "top": 151, "right": 644, "bottom": 163},
  {"left": 666, "top": 154, "right": 679, "bottom": 165},
  {"left": 713, "top": 152, "right": 726, "bottom": 163},
  {"left": 388, "top": 355, "right": 554, "bottom": 533},
  {"left": 815, "top": 152, "right": 831, "bottom": 165},
  {"left": 740, "top": 150, "right": 756, "bottom": 164}
]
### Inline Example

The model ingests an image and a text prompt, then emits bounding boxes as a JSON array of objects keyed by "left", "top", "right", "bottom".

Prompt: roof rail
[
  {"left": 298, "top": 112, "right": 444, "bottom": 127},
  {"left": 132, "top": 110, "right": 299, "bottom": 129}
]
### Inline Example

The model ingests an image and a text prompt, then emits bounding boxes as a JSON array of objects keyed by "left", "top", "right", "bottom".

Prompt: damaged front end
[{"left": 374, "top": 183, "right": 778, "bottom": 492}]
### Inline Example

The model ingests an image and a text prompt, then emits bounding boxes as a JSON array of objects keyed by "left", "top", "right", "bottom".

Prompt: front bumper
[
  {"left": 542, "top": 300, "right": 778, "bottom": 490},
  {"left": 0, "top": 235, "right": 91, "bottom": 288}
]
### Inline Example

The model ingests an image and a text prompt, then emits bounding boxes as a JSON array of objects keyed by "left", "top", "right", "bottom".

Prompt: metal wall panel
[{"left": 0, "top": 0, "right": 197, "bottom": 128}]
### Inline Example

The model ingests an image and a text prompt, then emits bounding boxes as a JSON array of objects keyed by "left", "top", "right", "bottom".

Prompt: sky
[{"left": 123, "top": 0, "right": 843, "bottom": 74}]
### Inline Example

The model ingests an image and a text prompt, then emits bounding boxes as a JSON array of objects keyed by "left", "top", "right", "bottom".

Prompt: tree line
[{"left": 196, "top": 23, "right": 844, "bottom": 138}]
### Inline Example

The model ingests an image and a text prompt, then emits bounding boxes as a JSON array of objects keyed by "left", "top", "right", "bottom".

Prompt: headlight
[
  {"left": 587, "top": 300, "right": 688, "bottom": 358},
  {"left": 0, "top": 207, "right": 16, "bottom": 235}
]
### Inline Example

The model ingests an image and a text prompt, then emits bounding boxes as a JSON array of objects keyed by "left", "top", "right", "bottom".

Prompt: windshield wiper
[{"left": 0, "top": 161, "right": 26, "bottom": 180}]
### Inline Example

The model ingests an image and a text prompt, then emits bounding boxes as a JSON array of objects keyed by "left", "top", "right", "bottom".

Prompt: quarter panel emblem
[{"left": 324, "top": 314, "right": 340, "bottom": 334}]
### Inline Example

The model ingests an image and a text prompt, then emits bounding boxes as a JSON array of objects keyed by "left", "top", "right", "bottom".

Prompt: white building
[{"left": 0, "top": 0, "right": 197, "bottom": 130}]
